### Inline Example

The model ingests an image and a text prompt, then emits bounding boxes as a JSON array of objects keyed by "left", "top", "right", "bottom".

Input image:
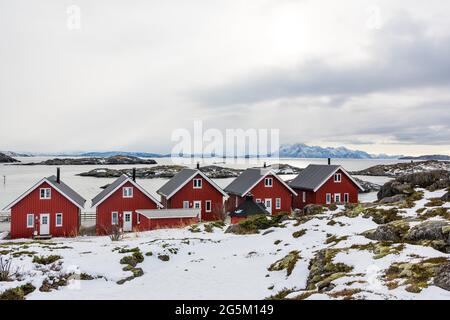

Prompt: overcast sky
[{"left": 0, "top": 0, "right": 449, "bottom": 156}]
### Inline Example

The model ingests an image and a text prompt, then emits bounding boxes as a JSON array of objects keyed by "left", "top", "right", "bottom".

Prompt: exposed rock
[
  {"left": 405, "top": 221, "right": 450, "bottom": 242},
  {"left": 22, "top": 155, "right": 157, "bottom": 166},
  {"left": 354, "top": 178, "right": 380, "bottom": 193},
  {"left": 306, "top": 249, "right": 353, "bottom": 292},
  {"left": 362, "top": 207, "right": 402, "bottom": 225},
  {"left": 377, "top": 181, "right": 414, "bottom": 200},
  {"left": 264, "top": 164, "right": 302, "bottom": 175},
  {"left": 396, "top": 170, "right": 450, "bottom": 191},
  {"left": 303, "top": 204, "right": 325, "bottom": 216},
  {"left": 363, "top": 220, "right": 410, "bottom": 242},
  {"left": 351, "top": 161, "right": 450, "bottom": 177},
  {"left": 434, "top": 263, "right": 450, "bottom": 291},
  {"left": 0, "top": 152, "right": 20, "bottom": 163},
  {"left": 378, "top": 194, "right": 407, "bottom": 204},
  {"left": 442, "top": 192, "right": 450, "bottom": 202},
  {"left": 384, "top": 257, "right": 449, "bottom": 293},
  {"left": 268, "top": 251, "right": 300, "bottom": 276}
]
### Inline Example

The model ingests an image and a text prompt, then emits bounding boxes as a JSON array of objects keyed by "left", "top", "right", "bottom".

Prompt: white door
[
  {"left": 123, "top": 212, "right": 132, "bottom": 232},
  {"left": 334, "top": 193, "right": 341, "bottom": 203},
  {"left": 40, "top": 214, "right": 50, "bottom": 235},
  {"left": 265, "top": 199, "right": 272, "bottom": 214}
]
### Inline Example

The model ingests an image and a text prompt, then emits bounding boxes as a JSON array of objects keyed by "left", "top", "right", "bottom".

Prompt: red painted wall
[
  {"left": 292, "top": 169, "right": 359, "bottom": 209},
  {"left": 10, "top": 181, "right": 80, "bottom": 239},
  {"left": 161, "top": 173, "right": 225, "bottom": 221},
  {"left": 225, "top": 174, "right": 294, "bottom": 215},
  {"left": 139, "top": 216, "right": 199, "bottom": 230},
  {"left": 96, "top": 181, "right": 159, "bottom": 235}
]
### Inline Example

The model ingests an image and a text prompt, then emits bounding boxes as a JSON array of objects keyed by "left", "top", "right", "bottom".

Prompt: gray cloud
[{"left": 195, "top": 15, "right": 450, "bottom": 106}]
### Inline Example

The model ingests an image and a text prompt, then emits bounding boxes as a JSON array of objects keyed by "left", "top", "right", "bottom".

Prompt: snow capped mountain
[{"left": 278, "top": 143, "right": 399, "bottom": 159}]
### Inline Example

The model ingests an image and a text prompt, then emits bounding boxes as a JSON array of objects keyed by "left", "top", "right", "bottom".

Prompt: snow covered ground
[{"left": 0, "top": 189, "right": 449, "bottom": 300}]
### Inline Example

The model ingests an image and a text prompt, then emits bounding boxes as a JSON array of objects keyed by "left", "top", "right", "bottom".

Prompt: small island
[
  {"left": 351, "top": 160, "right": 450, "bottom": 177},
  {"left": 18, "top": 155, "right": 157, "bottom": 166},
  {"left": 0, "top": 152, "right": 20, "bottom": 163}
]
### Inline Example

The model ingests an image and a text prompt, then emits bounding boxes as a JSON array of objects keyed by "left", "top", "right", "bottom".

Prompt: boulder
[
  {"left": 434, "top": 263, "right": 450, "bottom": 292},
  {"left": 442, "top": 192, "right": 450, "bottom": 202},
  {"left": 303, "top": 204, "right": 324, "bottom": 216},
  {"left": 364, "top": 221, "right": 410, "bottom": 242},
  {"left": 377, "top": 181, "right": 414, "bottom": 200},
  {"left": 396, "top": 170, "right": 450, "bottom": 191},
  {"left": 405, "top": 221, "right": 450, "bottom": 242},
  {"left": 378, "top": 194, "right": 407, "bottom": 204}
]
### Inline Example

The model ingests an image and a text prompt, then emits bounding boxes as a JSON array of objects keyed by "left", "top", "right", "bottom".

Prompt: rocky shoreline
[
  {"left": 0, "top": 152, "right": 20, "bottom": 163},
  {"left": 17, "top": 155, "right": 157, "bottom": 166},
  {"left": 78, "top": 165, "right": 242, "bottom": 179},
  {"left": 351, "top": 160, "right": 450, "bottom": 177}
]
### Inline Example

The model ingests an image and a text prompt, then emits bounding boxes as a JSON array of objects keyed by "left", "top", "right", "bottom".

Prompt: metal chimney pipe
[
  {"left": 328, "top": 158, "right": 331, "bottom": 165},
  {"left": 56, "top": 167, "right": 61, "bottom": 183},
  {"left": 132, "top": 168, "right": 136, "bottom": 181},
  {"left": 197, "top": 162, "right": 200, "bottom": 169},
  {"left": 263, "top": 162, "right": 267, "bottom": 168}
]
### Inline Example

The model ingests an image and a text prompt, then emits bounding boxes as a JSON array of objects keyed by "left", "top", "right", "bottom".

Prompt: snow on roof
[{"left": 136, "top": 208, "right": 200, "bottom": 219}]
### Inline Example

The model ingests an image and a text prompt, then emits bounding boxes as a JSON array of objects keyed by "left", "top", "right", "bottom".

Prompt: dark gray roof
[
  {"left": 230, "top": 196, "right": 269, "bottom": 217},
  {"left": 91, "top": 174, "right": 129, "bottom": 207},
  {"left": 224, "top": 168, "right": 271, "bottom": 196},
  {"left": 289, "top": 165, "right": 341, "bottom": 191},
  {"left": 157, "top": 169, "right": 198, "bottom": 197},
  {"left": 46, "top": 175, "right": 86, "bottom": 208}
]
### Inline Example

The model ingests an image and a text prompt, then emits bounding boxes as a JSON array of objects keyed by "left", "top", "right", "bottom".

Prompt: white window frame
[
  {"left": 326, "top": 193, "right": 332, "bottom": 204},
  {"left": 55, "top": 213, "right": 63, "bottom": 227},
  {"left": 334, "top": 193, "right": 341, "bottom": 203},
  {"left": 334, "top": 173, "right": 342, "bottom": 183},
  {"left": 111, "top": 212, "right": 119, "bottom": 225},
  {"left": 40, "top": 188, "right": 51, "bottom": 199},
  {"left": 27, "top": 213, "right": 34, "bottom": 228},
  {"left": 255, "top": 198, "right": 262, "bottom": 203},
  {"left": 264, "top": 177, "right": 273, "bottom": 187},
  {"left": 123, "top": 187, "right": 133, "bottom": 198},
  {"left": 302, "top": 191, "right": 306, "bottom": 203},
  {"left": 344, "top": 193, "right": 349, "bottom": 203},
  {"left": 183, "top": 201, "right": 190, "bottom": 209},
  {"left": 193, "top": 201, "right": 201, "bottom": 210},
  {"left": 137, "top": 212, "right": 141, "bottom": 224},
  {"left": 235, "top": 196, "right": 238, "bottom": 208},
  {"left": 193, "top": 178, "right": 202, "bottom": 189},
  {"left": 205, "top": 200, "right": 212, "bottom": 212},
  {"left": 275, "top": 198, "right": 281, "bottom": 210}
]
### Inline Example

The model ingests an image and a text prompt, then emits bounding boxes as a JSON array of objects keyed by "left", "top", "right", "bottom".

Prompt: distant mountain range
[
  {"left": 278, "top": 143, "right": 400, "bottom": 159},
  {"left": 2, "top": 145, "right": 448, "bottom": 160},
  {"left": 399, "top": 155, "right": 450, "bottom": 161}
]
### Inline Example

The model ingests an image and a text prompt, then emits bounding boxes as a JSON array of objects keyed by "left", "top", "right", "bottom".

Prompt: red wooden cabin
[
  {"left": 289, "top": 164, "right": 364, "bottom": 209},
  {"left": 92, "top": 172, "right": 163, "bottom": 235},
  {"left": 3, "top": 169, "right": 86, "bottom": 239},
  {"left": 157, "top": 167, "right": 228, "bottom": 221},
  {"left": 224, "top": 168, "right": 297, "bottom": 215}
]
